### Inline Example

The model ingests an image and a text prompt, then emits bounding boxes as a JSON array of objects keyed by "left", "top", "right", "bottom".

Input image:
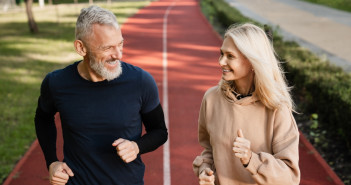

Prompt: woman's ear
[{"left": 74, "top": 40, "right": 87, "bottom": 57}]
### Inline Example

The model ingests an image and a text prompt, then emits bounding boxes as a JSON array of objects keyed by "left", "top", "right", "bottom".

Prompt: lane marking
[{"left": 163, "top": 1, "right": 176, "bottom": 185}]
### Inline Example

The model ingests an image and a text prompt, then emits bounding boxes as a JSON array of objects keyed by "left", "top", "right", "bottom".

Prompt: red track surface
[{"left": 3, "top": 0, "right": 344, "bottom": 184}]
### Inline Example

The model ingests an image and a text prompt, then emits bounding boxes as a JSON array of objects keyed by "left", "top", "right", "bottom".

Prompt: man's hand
[
  {"left": 233, "top": 129, "right": 252, "bottom": 165},
  {"left": 49, "top": 161, "right": 74, "bottom": 185},
  {"left": 199, "top": 168, "right": 215, "bottom": 185},
  {"left": 112, "top": 138, "right": 139, "bottom": 163}
]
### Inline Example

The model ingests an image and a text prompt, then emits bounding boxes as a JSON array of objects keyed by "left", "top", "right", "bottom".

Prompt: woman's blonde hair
[{"left": 220, "top": 23, "right": 294, "bottom": 110}]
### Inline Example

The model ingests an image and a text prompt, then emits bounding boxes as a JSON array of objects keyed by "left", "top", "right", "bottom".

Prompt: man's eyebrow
[
  {"left": 98, "top": 45, "right": 110, "bottom": 49},
  {"left": 98, "top": 39, "right": 124, "bottom": 49}
]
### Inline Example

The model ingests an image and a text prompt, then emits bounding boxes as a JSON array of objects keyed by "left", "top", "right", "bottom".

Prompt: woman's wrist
[{"left": 243, "top": 151, "right": 252, "bottom": 167}]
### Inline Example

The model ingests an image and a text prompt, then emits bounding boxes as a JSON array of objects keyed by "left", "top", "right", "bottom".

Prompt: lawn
[
  {"left": 0, "top": 1, "right": 149, "bottom": 183},
  {"left": 303, "top": 0, "right": 351, "bottom": 13}
]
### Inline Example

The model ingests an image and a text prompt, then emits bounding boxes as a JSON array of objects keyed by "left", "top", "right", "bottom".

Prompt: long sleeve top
[
  {"left": 193, "top": 86, "right": 300, "bottom": 185},
  {"left": 35, "top": 61, "right": 168, "bottom": 185}
]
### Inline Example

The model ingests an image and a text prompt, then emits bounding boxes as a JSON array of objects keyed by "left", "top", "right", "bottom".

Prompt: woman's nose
[{"left": 219, "top": 56, "right": 226, "bottom": 66}]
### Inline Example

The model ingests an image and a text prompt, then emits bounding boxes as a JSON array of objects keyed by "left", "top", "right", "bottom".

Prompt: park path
[
  {"left": 226, "top": 0, "right": 351, "bottom": 72},
  {"left": 3, "top": 0, "right": 344, "bottom": 184}
]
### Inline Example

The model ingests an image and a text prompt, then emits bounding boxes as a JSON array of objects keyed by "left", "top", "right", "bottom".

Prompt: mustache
[{"left": 104, "top": 59, "right": 120, "bottom": 63}]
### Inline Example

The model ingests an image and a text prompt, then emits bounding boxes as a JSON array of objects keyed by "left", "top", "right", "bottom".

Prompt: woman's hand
[
  {"left": 233, "top": 129, "right": 252, "bottom": 166},
  {"left": 199, "top": 168, "right": 215, "bottom": 185}
]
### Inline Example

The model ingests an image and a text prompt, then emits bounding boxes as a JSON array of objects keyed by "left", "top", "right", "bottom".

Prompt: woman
[{"left": 193, "top": 23, "right": 300, "bottom": 185}]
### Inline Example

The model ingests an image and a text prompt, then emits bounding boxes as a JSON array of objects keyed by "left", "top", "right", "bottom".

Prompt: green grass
[
  {"left": 302, "top": 0, "right": 351, "bottom": 13},
  {"left": 0, "top": 1, "right": 149, "bottom": 183}
]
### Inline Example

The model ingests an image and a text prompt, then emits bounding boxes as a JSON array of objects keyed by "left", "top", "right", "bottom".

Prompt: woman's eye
[{"left": 228, "top": 54, "right": 234, "bottom": 59}]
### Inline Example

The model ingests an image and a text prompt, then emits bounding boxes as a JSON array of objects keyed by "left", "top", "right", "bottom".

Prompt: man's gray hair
[{"left": 75, "top": 5, "right": 119, "bottom": 41}]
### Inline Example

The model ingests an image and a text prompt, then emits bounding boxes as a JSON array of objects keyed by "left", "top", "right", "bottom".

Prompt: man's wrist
[
  {"left": 132, "top": 141, "right": 140, "bottom": 154},
  {"left": 49, "top": 161, "right": 60, "bottom": 168}
]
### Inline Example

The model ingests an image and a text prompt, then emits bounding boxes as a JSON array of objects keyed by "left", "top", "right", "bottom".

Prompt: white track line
[{"left": 163, "top": 1, "right": 176, "bottom": 185}]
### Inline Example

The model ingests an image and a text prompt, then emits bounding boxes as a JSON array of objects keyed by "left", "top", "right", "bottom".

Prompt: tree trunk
[
  {"left": 39, "top": 0, "right": 44, "bottom": 8},
  {"left": 24, "top": 0, "right": 38, "bottom": 33},
  {"left": 89, "top": 0, "right": 93, "bottom": 5}
]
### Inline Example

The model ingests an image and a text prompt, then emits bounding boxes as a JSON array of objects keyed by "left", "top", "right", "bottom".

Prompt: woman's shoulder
[
  {"left": 203, "top": 86, "right": 220, "bottom": 98},
  {"left": 273, "top": 104, "right": 297, "bottom": 130},
  {"left": 274, "top": 104, "right": 293, "bottom": 117}
]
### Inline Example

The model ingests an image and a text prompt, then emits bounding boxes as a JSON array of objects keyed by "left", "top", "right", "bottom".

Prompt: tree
[
  {"left": 24, "top": 0, "right": 38, "bottom": 33},
  {"left": 39, "top": 0, "right": 44, "bottom": 8}
]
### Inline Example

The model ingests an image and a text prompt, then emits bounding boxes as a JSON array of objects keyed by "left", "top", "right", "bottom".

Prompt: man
[{"left": 35, "top": 5, "right": 168, "bottom": 185}]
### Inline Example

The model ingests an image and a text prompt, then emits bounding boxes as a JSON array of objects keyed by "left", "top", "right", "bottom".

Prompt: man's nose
[{"left": 111, "top": 46, "right": 123, "bottom": 59}]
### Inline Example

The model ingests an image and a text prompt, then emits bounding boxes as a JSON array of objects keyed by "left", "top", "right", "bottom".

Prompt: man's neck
[{"left": 77, "top": 60, "right": 105, "bottom": 82}]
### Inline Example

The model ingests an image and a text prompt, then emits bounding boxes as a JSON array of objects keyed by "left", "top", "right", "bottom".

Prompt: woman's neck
[
  {"left": 234, "top": 78, "right": 254, "bottom": 95},
  {"left": 233, "top": 84, "right": 253, "bottom": 96}
]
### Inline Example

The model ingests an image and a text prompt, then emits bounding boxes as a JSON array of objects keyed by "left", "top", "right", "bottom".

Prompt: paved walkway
[
  {"left": 2, "top": 0, "right": 345, "bottom": 185},
  {"left": 226, "top": 0, "right": 351, "bottom": 72}
]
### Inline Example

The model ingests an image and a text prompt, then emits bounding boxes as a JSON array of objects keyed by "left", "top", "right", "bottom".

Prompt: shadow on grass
[{"left": 1, "top": 21, "right": 75, "bottom": 40}]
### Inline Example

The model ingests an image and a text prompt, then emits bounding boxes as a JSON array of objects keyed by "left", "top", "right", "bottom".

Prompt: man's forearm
[{"left": 137, "top": 104, "right": 168, "bottom": 154}]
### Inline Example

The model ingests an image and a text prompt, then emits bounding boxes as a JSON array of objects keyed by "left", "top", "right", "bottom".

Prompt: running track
[{"left": 3, "top": 0, "right": 344, "bottom": 184}]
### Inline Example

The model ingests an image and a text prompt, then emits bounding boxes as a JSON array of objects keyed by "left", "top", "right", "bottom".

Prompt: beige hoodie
[{"left": 193, "top": 86, "right": 300, "bottom": 185}]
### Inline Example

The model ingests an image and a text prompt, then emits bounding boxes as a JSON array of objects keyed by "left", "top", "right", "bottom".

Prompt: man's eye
[{"left": 104, "top": 47, "right": 112, "bottom": 51}]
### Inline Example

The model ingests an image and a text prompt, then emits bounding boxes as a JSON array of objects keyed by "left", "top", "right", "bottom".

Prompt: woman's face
[{"left": 219, "top": 37, "right": 253, "bottom": 84}]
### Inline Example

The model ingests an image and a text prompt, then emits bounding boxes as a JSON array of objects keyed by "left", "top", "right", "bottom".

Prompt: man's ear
[{"left": 74, "top": 40, "right": 87, "bottom": 56}]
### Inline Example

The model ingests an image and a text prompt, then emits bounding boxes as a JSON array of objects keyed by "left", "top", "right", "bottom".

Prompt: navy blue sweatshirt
[{"left": 35, "top": 61, "right": 168, "bottom": 185}]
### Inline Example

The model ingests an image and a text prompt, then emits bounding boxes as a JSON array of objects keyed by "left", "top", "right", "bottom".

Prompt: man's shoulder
[
  {"left": 47, "top": 61, "right": 78, "bottom": 79},
  {"left": 43, "top": 61, "right": 79, "bottom": 88},
  {"left": 121, "top": 61, "right": 142, "bottom": 72},
  {"left": 121, "top": 61, "right": 153, "bottom": 81},
  {"left": 121, "top": 61, "right": 150, "bottom": 75}
]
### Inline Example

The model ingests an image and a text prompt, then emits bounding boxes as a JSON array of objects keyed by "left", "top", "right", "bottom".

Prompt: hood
[{"left": 220, "top": 88, "right": 260, "bottom": 106}]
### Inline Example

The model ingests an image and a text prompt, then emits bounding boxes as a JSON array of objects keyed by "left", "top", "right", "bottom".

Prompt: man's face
[{"left": 86, "top": 24, "right": 124, "bottom": 81}]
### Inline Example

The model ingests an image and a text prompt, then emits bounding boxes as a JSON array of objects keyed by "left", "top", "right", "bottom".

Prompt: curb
[
  {"left": 2, "top": 140, "right": 39, "bottom": 185},
  {"left": 299, "top": 132, "right": 344, "bottom": 185}
]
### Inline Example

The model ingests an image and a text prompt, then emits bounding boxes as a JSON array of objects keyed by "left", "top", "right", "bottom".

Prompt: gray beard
[{"left": 89, "top": 56, "right": 122, "bottom": 81}]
